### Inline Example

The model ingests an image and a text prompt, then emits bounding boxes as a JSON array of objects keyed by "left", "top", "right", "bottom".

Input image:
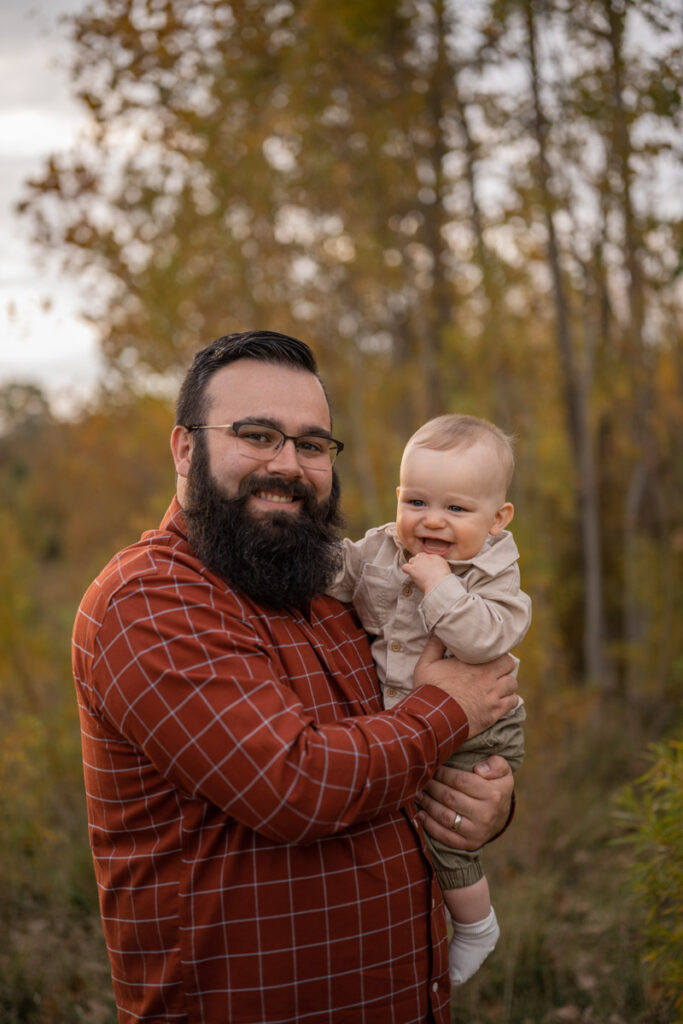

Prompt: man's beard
[{"left": 183, "top": 437, "right": 344, "bottom": 611}]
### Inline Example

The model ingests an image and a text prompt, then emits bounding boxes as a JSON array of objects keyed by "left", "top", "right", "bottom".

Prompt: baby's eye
[
  {"left": 408, "top": 499, "right": 425, "bottom": 507},
  {"left": 448, "top": 505, "right": 464, "bottom": 513}
]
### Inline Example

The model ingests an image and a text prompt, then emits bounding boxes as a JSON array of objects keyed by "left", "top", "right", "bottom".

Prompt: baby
[{"left": 329, "top": 413, "right": 530, "bottom": 985}]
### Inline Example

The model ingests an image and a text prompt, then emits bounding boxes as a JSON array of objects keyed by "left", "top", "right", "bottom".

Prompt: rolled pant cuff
[{"left": 437, "top": 860, "right": 485, "bottom": 890}]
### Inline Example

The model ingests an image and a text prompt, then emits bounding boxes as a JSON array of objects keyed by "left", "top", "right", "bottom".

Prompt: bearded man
[{"left": 72, "top": 330, "right": 518, "bottom": 1024}]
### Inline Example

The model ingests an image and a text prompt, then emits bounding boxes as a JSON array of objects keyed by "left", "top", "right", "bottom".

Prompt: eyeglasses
[{"left": 185, "top": 419, "right": 344, "bottom": 465}]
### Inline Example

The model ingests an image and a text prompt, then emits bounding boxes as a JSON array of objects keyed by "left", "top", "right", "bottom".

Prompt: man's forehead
[{"left": 206, "top": 358, "right": 331, "bottom": 426}]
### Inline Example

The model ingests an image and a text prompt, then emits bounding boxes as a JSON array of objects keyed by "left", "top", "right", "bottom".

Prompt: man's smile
[
  {"left": 246, "top": 479, "right": 311, "bottom": 515},
  {"left": 254, "top": 490, "right": 300, "bottom": 504}
]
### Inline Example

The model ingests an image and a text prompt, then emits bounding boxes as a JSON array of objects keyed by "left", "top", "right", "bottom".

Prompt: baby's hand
[{"left": 402, "top": 553, "right": 451, "bottom": 593}]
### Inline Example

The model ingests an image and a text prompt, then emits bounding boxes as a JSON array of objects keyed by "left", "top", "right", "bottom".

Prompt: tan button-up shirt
[{"left": 329, "top": 524, "right": 531, "bottom": 708}]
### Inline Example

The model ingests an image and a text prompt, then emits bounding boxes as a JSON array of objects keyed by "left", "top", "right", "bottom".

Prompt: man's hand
[
  {"left": 413, "top": 637, "right": 518, "bottom": 739},
  {"left": 418, "top": 756, "right": 514, "bottom": 850},
  {"left": 402, "top": 553, "right": 451, "bottom": 594}
]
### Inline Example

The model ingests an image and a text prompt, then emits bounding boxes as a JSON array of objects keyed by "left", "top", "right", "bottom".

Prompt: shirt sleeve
[
  {"left": 326, "top": 535, "right": 369, "bottom": 602},
  {"left": 419, "top": 563, "right": 532, "bottom": 663},
  {"left": 83, "top": 571, "right": 468, "bottom": 845}
]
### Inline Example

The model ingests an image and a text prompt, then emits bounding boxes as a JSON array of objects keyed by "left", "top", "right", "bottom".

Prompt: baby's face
[{"left": 395, "top": 442, "right": 513, "bottom": 562}]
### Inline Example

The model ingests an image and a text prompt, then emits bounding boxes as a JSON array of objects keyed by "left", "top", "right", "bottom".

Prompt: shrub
[{"left": 613, "top": 737, "right": 683, "bottom": 1015}]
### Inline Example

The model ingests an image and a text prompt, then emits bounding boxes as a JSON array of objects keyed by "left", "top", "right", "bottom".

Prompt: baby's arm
[{"left": 406, "top": 557, "right": 531, "bottom": 663}]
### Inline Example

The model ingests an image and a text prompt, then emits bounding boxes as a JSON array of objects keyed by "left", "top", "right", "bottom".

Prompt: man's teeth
[{"left": 256, "top": 491, "right": 295, "bottom": 503}]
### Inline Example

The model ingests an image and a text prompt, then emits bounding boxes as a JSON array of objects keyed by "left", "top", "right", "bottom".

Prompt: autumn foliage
[{"left": 3, "top": 0, "right": 682, "bottom": 1020}]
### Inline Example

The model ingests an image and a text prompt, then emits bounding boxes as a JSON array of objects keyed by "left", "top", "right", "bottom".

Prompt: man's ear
[
  {"left": 490, "top": 501, "right": 514, "bottom": 535},
  {"left": 171, "top": 425, "right": 194, "bottom": 479}
]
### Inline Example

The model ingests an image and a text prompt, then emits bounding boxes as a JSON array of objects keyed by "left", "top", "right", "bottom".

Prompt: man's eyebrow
[{"left": 240, "top": 415, "right": 332, "bottom": 438}]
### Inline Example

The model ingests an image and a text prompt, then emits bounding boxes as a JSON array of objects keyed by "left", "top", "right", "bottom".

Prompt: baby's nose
[{"left": 422, "top": 509, "right": 446, "bottom": 527}]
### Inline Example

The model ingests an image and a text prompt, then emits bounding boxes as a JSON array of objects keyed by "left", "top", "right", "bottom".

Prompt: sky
[{"left": 0, "top": 0, "right": 103, "bottom": 412}]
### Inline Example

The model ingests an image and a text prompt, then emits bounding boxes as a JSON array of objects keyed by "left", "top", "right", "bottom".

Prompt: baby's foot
[{"left": 448, "top": 907, "right": 500, "bottom": 985}]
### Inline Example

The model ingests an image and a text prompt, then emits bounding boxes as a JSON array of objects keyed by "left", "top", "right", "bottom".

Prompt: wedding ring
[{"left": 451, "top": 812, "right": 463, "bottom": 832}]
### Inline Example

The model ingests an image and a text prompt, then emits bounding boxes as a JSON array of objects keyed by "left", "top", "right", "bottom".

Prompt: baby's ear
[
  {"left": 396, "top": 486, "right": 401, "bottom": 499},
  {"left": 490, "top": 501, "right": 514, "bottom": 535}
]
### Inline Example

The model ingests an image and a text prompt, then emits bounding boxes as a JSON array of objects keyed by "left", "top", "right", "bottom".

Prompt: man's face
[
  {"left": 191, "top": 359, "right": 334, "bottom": 512},
  {"left": 174, "top": 358, "right": 342, "bottom": 609}
]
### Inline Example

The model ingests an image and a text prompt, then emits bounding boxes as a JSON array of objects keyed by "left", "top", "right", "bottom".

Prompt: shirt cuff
[
  {"left": 420, "top": 573, "right": 467, "bottom": 631},
  {"left": 395, "top": 684, "right": 469, "bottom": 763}
]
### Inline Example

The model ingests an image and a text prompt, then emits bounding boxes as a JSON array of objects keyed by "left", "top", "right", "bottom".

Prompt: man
[{"left": 73, "top": 330, "right": 518, "bottom": 1024}]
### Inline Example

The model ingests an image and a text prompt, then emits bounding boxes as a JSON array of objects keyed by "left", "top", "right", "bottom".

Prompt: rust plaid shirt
[{"left": 72, "top": 499, "right": 470, "bottom": 1023}]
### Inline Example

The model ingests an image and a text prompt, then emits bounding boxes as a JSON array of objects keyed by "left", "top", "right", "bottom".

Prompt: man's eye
[
  {"left": 241, "top": 429, "right": 275, "bottom": 445},
  {"left": 296, "top": 438, "right": 327, "bottom": 455}
]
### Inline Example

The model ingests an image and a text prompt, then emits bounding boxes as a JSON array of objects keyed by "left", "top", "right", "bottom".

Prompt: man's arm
[
  {"left": 76, "top": 573, "right": 516, "bottom": 846},
  {"left": 412, "top": 637, "right": 518, "bottom": 740}
]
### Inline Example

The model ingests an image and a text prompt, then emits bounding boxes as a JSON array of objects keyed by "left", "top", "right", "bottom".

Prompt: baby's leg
[
  {"left": 444, "top": 876, "right": 500, "bottom": 985},
  {"left": 431, "top": 715, "right": 525, "bottom": 984}
]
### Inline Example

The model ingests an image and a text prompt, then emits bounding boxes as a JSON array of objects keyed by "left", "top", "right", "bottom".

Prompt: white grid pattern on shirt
[{"left": 72, "top": 501, "right": 461, "bottom": 1022}]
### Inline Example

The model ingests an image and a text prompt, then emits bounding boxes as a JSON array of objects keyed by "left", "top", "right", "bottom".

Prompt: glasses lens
[
  {"left": 235, "top": 424, "right": 281, "bottom": 452},
  {"left": 234, "top": 423, "right": 339, "bottom": 463},
  {"left": 294, "top": 436, "right": 336, "bottom": 461}
]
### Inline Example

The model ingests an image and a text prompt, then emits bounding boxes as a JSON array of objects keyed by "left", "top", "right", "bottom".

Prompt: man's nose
[{"left": 265, "top": 438, "right": 305, "bottom": 476}]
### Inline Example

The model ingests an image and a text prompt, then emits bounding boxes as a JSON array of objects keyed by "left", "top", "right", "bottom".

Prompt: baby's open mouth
[{"left": 419, "top": 538, "right": 451, "bottom": 555}]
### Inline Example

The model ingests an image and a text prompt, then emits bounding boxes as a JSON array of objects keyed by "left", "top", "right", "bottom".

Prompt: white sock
[{"left": 448, "top": 907, "right": 500, "bottom": 985}]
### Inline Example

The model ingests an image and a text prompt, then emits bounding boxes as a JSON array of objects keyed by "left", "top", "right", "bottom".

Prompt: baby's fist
[{"left": 402, "top": 552, "right": 451, "bottom": 593}]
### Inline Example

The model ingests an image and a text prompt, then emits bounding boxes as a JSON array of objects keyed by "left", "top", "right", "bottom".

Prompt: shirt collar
[
  {"left": 159, "top": 495, "right": 188, "bottom": 539},
  {"left": 386, "top": 521, "right": 518, "bottom": 574}
]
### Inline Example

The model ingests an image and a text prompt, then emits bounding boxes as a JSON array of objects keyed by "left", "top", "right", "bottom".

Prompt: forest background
[{"left": 1, "top": 0, "right": 681, "bottom": 1021}]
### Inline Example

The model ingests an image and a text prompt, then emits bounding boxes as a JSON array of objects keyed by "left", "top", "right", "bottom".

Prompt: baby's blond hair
[{"left": 405, "top": 414, "right": 515, "bottom": 495}]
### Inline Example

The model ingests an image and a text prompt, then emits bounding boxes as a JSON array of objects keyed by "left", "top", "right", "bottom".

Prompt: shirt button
[
  {"left": 402, "top": 583, "right": 413, "bottom": 596},
  {"left": 432, "top": 981, "right": 439, "bottom": 992},
  {"left": 390, "top": 641, "right": 402, "bottom": 652}
]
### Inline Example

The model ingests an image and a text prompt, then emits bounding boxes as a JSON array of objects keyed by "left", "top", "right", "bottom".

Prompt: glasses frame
[{"left": 185, "top": 419, "right": 344, "bottom": 465}]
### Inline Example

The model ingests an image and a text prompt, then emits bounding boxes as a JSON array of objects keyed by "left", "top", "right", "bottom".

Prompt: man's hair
[
  {"left": 407, "top": 413, "right": 516, "bottom": 493},
  {"left": 176, "top": 330, "right": 325, "bottom": 427}
]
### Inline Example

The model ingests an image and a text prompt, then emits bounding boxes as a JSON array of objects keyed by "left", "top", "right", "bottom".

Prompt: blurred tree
[
  {"left": 0, "top": 382, "right": 53, "bottom": 436},
  {"left": 473, "top": 0, "right": 682, "bottom": 691},
  {"left": 18, "top": 0, "right": 683, "bottom": 696},
  {"left": 0, "top": 383, "right": 172, "bottom": 962}
]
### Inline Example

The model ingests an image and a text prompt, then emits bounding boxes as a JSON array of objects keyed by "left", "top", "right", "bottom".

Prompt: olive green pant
[{"left": 425, "top": 703, "right": 526, "bottom": 890}]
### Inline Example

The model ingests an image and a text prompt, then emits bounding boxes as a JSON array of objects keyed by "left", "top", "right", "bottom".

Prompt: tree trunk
[
  {"left": 452, "top": 73, "right": 514, "bottom": 430},
  {"left": 603, "top": 0, "right": 660, "bottom": 699},
  {"left": 524, "top": 0, "right": 607, "bottom": 685},
  {"left": 417, "top": 0, "right": 452, "bottom": 417}
]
